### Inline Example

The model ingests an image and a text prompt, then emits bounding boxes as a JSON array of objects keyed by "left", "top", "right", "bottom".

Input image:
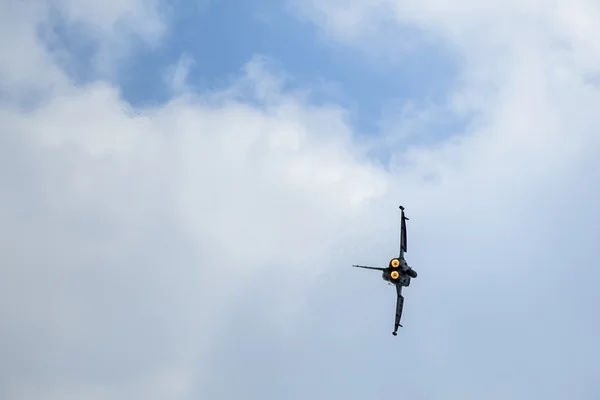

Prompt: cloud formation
[{"left": 2, "top": 0, "right": 600, "bottom": 399}]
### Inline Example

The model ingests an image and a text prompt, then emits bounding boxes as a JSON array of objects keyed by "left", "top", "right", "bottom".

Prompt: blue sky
[{"left": 48, "top": 0, "right": 461, "bottom": 136}]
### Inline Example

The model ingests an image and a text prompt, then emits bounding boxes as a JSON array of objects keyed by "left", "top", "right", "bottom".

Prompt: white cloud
[
  {"left": 0, "top": 1, "right": 67, "bottom": 99},
  {"left": 291, "top": 0, "right": 600, "bottom": 397},
  {"left": 3, "top": 0, "right": 600, "bottom": 399},
  {"left": 0, "top": 0, "right": 167, "bottom": 94},
  {"left": 294, "top": 0, "right": 600, "bottom": 200},
  {"left": 52, "top": 0, "right": 165, "bottom": 40},
  {"left": 52, "top": 0, "right": 167, "bottom": 75},
  {"left": 0, "top": 53, "right": 388, "bottom": 400}
]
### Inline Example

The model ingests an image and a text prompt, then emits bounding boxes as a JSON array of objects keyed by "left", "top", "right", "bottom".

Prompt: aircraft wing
[
  {"left": 392, "top": 283, "right": 404, "bottom": 336},
  {"left": 352, "top": 264, "right": 386, "bottom": 271},
  {"left": 399, "top": 206, "right": 408, "bottom": 257}
]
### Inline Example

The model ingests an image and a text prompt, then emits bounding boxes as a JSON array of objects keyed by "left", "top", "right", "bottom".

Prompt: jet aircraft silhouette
[{"left": 353, "top": 206, "right": 418, "bottom": 336}]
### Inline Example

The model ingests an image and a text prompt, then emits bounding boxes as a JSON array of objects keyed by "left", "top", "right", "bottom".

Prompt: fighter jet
[{"left": 353, "top": 206, "right": 418, "bottom": 336}]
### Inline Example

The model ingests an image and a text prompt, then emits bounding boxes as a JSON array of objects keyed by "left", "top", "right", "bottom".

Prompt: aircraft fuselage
[{"left": 382, "top": 257, "right": 417, "bottom": 286}]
